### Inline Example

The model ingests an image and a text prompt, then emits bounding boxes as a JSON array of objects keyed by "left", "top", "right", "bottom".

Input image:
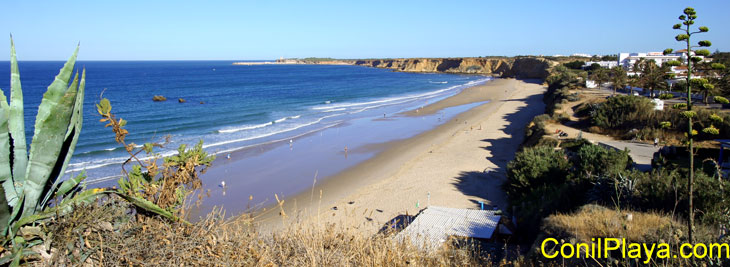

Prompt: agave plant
[{"left": 0, "top": 37, "right": 107, "bottom": 244}]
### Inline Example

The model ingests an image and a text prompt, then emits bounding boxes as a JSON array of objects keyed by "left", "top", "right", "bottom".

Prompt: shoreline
[{"left": 252, "top": 78, "right": 547, "bottom": 233}]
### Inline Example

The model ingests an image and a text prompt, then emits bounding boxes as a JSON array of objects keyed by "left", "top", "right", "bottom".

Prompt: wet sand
[{"left": 252, "top": 78, "right": 547, "bottom": 233}]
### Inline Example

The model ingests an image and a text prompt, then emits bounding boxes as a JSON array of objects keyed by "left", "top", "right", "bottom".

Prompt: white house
[
  {"left": 583, "top": 61, "right": 619, "bottom": 69},
  {"left": 571, "top": 53, "right": 592, "bottom": 58},
  {"left": 618, "top": 52, "right": 682, "bottom": 70},
  {"left": 586, "top": 80, "right": 598, "bottom": 88}
]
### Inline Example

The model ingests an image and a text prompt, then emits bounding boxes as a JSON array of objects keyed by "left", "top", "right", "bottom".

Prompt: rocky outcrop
[
  {"left": 152, "top": 95, "right": 167, "bottom": 102},
  {"left": 351, "top": 57, "right": 557, "bottom": 80}
]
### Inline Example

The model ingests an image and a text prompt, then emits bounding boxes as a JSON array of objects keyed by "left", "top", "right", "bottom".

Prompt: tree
[
  {"left": 637, "top": 60, "right": 668, "bottom": 98},
  {"left": 610, "top": 66, "right": 628, "bottom": 95},
  {"left": 590, "top": 68, "right": 609, "bottom": 90},
  {"left": 664, "top": 6, "right": 714, "bottom": 243}
]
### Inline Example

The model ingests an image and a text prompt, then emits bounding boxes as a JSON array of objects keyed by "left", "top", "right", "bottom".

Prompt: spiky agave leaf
[
  {"left": 39, "top": 68, "right": 86, "bottom": 208},
  {"left": 13, "top": 189, "right": 108, "bottom": 235},
  {"left": 115, "top": 192, "right": 190, "bottom": 225},
  {"left": 22, "top": 73, "right": 79, "bottom": 215},
  {"left": 0, "top": 91, "right": 11, "bottom": 232},
  {"left": 8, "top": 37, "right": 28, "bottom": 192}
]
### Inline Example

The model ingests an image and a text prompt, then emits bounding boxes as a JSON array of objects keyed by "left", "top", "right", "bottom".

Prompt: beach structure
[{"left": 395, "top": 206, "right": 511, "bottom": 250}]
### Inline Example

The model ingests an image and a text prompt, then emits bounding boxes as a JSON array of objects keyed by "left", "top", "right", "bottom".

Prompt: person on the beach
[
  {"left": 344, "top": 146, "right": 348, "bottom": 158},
  {"left": 654, "top": 137, "right": 659, "bottom": 147}
]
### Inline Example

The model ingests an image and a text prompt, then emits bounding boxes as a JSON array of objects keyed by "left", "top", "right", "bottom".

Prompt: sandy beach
[{"left": 253, "top": 78, "right": 547, "bottom": 233}]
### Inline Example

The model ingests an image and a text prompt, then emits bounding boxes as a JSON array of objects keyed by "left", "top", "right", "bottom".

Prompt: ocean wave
[
  {"left": 429, "top": 81, "right": 448, "bottom": 84},
  {"left": 203, "top": 115, "right": 339, "bottom": 150},
  {"left": 210, "top": 122, "right": 343, "bottom": 156},
  {"left": 311, "top": 78, "right": 491, "bottom": 112},
  {"left": 217, "top": 122, "right": 273, "bottom": 134}
]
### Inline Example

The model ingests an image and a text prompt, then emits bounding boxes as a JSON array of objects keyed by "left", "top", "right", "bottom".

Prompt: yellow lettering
[
  {"left": 694, "top": 243, "right": 707, "bottom": 258},
  {"left": 656, "top": 243, "right": 670, "bottom": 259},
  {"left": 709, "top": 243, "right": 729, "bottom": 258},
  {"left": 576, "top": 243, "right": 589, "bottom": 258},
  {"left": 541, "top": 238, "right": 559, "bottom": 259},
  {"left": 642, "top": 243, "right": 656, "bottom": 264},
  {"left": 605, "top": 238, "right": 621, "bottom": 257},
  {"left": 561, "top": 243, "right": 575, "bottom": 258},
  {"left": 628, "top": 243, "right": 641, "bottom": 258},
  {"left": 680, "top": 243, "right": 693, "bottom": 258}
]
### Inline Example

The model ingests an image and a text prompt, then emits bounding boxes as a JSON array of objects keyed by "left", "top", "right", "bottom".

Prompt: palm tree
[
  {"left": 639, "top": 60, "right": 668, "bottom": 98},
  {"left": 610, "top": 66, "right": 628, "bottom": 95},
  {"left": 590, "top": 68, "right": 609, "bottom": 90}
]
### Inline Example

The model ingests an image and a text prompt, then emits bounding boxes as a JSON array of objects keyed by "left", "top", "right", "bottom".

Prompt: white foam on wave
[
  {"left": 203, "top": 114, "right": 344, "bottom": 150},
  {"left": 311, "top": 77, "right": 491, "bottom": 112},
  {"left": 429, "top": 81, "right": 448, "bottom": 84},
  {"left": 218, "top": 122, "right": 273, "bottom": 134}
]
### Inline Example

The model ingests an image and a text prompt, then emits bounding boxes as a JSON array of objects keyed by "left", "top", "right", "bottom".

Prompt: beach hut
[{"left": 395, "top": 206, "right": 511, "bottom": 250}]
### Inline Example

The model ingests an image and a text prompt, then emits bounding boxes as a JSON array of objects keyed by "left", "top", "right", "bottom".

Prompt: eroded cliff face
[{"left": 351, "top": 57, "right": 556, "bottom": 80}]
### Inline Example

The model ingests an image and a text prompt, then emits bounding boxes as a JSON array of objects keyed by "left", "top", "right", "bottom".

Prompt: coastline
[{"left": 252, "top": 78, "right": 547, "bottom": 233}]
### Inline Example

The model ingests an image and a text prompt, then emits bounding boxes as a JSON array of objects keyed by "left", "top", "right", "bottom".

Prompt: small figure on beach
[
  {"left": 383, "top": 113, "right": 386, "bottom": 118},
  {"left": 289, "top": 139, "right": 293, "bottom": 149},
  {"left": 344, "top": 146, "right": 348, "bottom": 158},
  {"left": 226, "top": 153, "right": 231, "bottom": 160},
  {"left": 654, "top": 137, "right": 659, "bottom": 147}
]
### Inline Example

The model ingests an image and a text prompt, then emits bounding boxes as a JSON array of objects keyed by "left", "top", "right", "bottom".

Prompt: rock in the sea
[
  {"left": 152, "top": 95, "right": 167, "bottom": 101},
  {"left": 178, "top": 98, "right": 186, "bottom": 103},
  {"left": 199, "top": 101, "right": 205, "bottom": 104}
]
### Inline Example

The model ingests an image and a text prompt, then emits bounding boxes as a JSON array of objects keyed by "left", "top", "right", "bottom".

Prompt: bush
[
  {"left": 591, "top": 95, "right": 655, "bottom": 129},
  {"left": 575, "top": 144, "right": 633, "bottom": 178},
  {"left": 562, "top": 60, "right": 585, "bottom": 70},
  {"left": 658, "top": 93, "right": 675, "bottom": 100},
  {"left": 504, "top": 146, "right": 571, "bottom": 202}
]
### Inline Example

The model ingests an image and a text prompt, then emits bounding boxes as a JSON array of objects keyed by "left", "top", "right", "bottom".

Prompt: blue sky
[{"left": 2, "top": 0, "right": 729, "bottom": 60}]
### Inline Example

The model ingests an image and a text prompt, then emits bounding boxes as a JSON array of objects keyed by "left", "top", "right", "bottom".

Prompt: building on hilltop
[
  {"left": 618, "top": 52, "right": 681, "bottom": 70},
  {"left": 571, "top": 53, "right": 592, "bottom": 58},
  {"left": 582, "top": 61, "right": 618, "bottom": 69}
]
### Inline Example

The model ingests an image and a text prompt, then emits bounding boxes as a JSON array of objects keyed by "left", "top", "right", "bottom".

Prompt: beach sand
[{"left": 256, "top": 78, "right": 547, "bottom": 233}]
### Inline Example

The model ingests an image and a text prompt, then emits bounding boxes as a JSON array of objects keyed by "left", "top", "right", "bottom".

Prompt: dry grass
[
  {"left": 541, "top": 204, "right": 682, "bottom": 244},
  {"left": 38, "top": 199, "right": 486, "bottom": 266}
]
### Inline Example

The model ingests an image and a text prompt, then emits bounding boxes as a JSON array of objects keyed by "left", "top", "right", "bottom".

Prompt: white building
[
  {"left": 618, "top": 52, "right": 682, "bottom": 70},
  {"left": 571, "top": 53, "right": 592, "bottom": 58},
  {"left": 583, "top": 61, "right": 618, "bottom": 69}
]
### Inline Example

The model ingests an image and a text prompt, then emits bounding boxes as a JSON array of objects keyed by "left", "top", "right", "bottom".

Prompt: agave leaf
[
  {"left": 0, "top": 182, "right": 9, "bottom": 235},
  {"left": 30, "top": 45, "right": 77, "bottom": 142},
  {"left": 14, "top": 189, "right": 107, "bottom": 234},
  {"left": 9, "top": 37, "right": 28, "bottom": 186},
  {"left": 39, "top": 69, "right": 86, "bottom": 208},
  {"left": 22, "top": 73, "right": 78, "bottom": 215},
  {"left": 45, "top": 172, "right": 85, "bottom": 207},
  {"left": 0, "top": 90, "right": 18, "bottom": 208},
  {"left": 114, "top": 192, "right": 189, "bottom": 225}
]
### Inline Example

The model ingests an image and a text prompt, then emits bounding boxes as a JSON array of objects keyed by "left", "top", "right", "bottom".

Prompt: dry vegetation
[
  {"left": 42, "top": 199, "right": 485, "bottom": 266},
  {"left": 541, "top": 204, "right": 684, "bottom": 244}
]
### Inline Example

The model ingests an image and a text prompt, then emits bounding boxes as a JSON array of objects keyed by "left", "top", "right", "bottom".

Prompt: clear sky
[{"left": 2, "top": 0, "right": 729, "bottom": 60}]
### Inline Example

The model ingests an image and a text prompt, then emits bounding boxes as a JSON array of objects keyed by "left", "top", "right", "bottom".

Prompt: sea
[{"left": 0, "top": 61, "right": 490, "bottom": 185}]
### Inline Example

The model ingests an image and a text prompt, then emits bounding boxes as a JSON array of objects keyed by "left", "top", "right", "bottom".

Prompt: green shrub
[
  {"left": 504, "top": 146, "right": 571, "bottom": 202},
  {"left": 591, "top": 95, "right": 655, "bottom": 129},
  {"left": 575, "top": 144, "right": 633, "bottom": 178},
  {"left": 658, "top": 93, "right": 674, "bottom": 99}
]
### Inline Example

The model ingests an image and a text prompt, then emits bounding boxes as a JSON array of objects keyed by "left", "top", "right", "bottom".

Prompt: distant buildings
[
  {"left": 571, "top": 53, "right": 592, "bottom": 58},
  {"left": 618, "top": 52, "right": 682, "bottom": 70},
  {"left": 583, "top": 61, "right": 618, "bottom": 69}
]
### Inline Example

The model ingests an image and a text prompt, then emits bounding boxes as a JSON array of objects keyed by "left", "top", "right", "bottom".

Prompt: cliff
[{"left": 351, "top": 57, "right": 557, "bottom": 80}]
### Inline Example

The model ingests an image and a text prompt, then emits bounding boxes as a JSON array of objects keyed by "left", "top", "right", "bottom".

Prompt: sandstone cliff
[{"left": 351, "top": 57, "right": 556, "bottom": 80}]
